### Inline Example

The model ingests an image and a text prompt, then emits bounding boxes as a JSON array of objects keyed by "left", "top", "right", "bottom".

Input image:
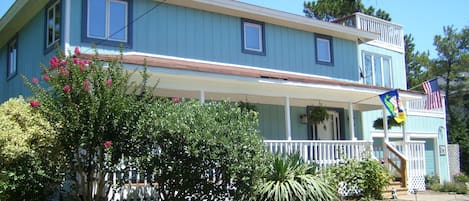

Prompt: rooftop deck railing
[{"left": 334, "top": 12, "right": 404, "bottom": 52}]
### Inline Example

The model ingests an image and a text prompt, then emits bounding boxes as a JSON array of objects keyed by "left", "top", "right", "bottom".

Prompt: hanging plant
[
  {"left": 238, "top": 101, "right": 256, "bottom": 112},
  {"left": 309, "top": 106, "right": 329, "bottom": 125},
  {"left": 373, "top": 116, "right": 403, "bottom": 129}
]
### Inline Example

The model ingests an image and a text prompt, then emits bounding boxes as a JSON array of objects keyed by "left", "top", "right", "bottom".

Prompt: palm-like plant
[{"left": 255, "top": 153, "right": 337, "bottom": 201}]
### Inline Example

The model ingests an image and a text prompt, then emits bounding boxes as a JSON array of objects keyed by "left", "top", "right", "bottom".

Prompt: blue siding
[
  {"left": 358, "top": 44, "right": 406, "bottom": 89},
  {"left": 255, "top": 104, "right": 286, "bottom": 140},
  {"left": 0, "top": 7, "right": 55, "bottom": 103},
  {"left": 70, "top": 0, "right": 359, "bottom": 81}
]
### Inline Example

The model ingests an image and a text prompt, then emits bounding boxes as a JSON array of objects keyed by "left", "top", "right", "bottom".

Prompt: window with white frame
[
  {"left": 83, "top": 0, "right": 131, "bottom": 46},
  {"left": 46, "top": 0, "right": 61, "bottom": 50},
  {"left": 7, "top": 37, "right": 17, "bottom": 79},
  {"left": 362, "top": 52, "right": 392, "bottom": 88},
  {"left": 315, "top": 34, "right": 333, "bottom": 65},
  {"left": 241, "top": 19, "right": 265, "bottom": 55}
]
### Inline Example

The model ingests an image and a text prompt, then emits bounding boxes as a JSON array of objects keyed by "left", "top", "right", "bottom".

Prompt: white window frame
[
  {"left": 46, "top": 0, "right": 61, "bottom": 49},
  {"left": 315, "top": 34, "right": 333, "bottom": 65},
  {"left": 243, "top": 22, "right": 263, "bottom": 52},
  {"left": 7, "top": 38, "right": 17, "bottom": 79},
  {"left": 362, "top": 52, "right": 393, "bottom": 88},
  {"left": 86, "top": 0, "right": 128, "bottom": 42}
]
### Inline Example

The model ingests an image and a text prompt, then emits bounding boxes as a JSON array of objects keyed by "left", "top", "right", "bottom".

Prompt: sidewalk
[{"left": 393, "top": 190, "right": 469, "bottom": 201}]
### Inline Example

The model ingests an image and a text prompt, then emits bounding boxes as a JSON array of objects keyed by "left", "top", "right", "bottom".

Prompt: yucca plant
[{"left": 255, "top": 153, "right": 337, "bottom": 201}]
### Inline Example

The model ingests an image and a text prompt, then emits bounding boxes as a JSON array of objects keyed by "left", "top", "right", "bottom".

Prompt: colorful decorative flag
[
  {"left": 379, "top": 89, "right": 406, "bottom": 123},
  {"left": 422, "top": 78, "right": 442, "bottom": 109}
]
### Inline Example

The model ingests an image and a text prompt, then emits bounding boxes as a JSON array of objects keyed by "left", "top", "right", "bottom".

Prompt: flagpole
[{"left": 353, "top": 94, "right": 379, "bottom": 104}]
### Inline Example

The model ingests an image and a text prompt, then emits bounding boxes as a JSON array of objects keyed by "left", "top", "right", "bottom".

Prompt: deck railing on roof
[{"left": 334, "top": 12, "right": 404, "bottom": 52}]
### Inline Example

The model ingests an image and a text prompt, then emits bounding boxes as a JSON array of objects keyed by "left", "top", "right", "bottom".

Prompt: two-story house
[{"left": 0, "top": 0, "right": 450, "bottom": 193}]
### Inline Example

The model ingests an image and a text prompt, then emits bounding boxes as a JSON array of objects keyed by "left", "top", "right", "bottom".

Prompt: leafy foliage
[
  {"left": 255, "top": 153, "right": 337, "bottom": 201},
  {"left": 322, "top": 158, "right": 390, "bottom": 200},
  {"left": 372, "top": 116, "right": 403, "bottom": 130},
  {"left": 303, "top": 0, "right": 391, "bottom": 22},
  {"left": 133, "top": 100, "right": 267, "bottom": 200},
  {"left": 25, "top": 48, "right": 155, "bottom": 201},
  {"left": 0, "top": 97, "right": 63, "bottom": 201}
]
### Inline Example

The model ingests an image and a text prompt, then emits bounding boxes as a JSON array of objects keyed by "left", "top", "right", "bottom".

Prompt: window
[
  {"left": 241, "top": 19, "right": 265, "bottom": 55},
  {"left": 7, "top": 37, "right": 18, "bottom": 79},
  {"left": 315, "top": 34, "right": 333, "bottom": 65},
  {"left": 82, "top": 0, "right": 132, "bottom": 47},
  {"left": 45, "top": 0, "right": 61, "bottom": 51},
  {"left": 362, "top": 52, "right": 392, "bottom": 88}
]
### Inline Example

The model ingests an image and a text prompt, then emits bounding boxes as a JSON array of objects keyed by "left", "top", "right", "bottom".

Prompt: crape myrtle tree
[{"left": 25, "top": 48, "right": 267, "bottom": 200}]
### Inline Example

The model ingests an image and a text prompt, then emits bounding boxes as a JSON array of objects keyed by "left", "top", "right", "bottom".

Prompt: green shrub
[
  {"left": 425, "top": 175, "right": 440, "bottom": 189},
  {"left": 438, "top": 182, "right": 467, "bottom": 194},
  {"left": 255, "top": 153, "right": 337, "bottom": 201},
  {"left": 322, "top": 158, "right": 391, "bottom": 200},
  {"left": 454, "top": 172, "right": 469, "bottom": 183},
  {"left": 0, "top": 97, "right": 63, "bottom": 201},
  {"left": 133, "top": 100, "right": 267, "bottom": 200}
]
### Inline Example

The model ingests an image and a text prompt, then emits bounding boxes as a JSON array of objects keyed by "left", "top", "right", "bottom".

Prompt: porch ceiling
[{"left": 83, "top": 53, "right": 424, "bottom": 111}]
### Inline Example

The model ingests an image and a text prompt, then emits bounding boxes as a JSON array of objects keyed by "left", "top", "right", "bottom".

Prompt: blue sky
[{"left": 1, "top": 0, "right": 467, "bottom": 58}]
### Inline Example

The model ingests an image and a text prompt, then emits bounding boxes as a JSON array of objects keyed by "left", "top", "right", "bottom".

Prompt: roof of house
[{"left": 0, "top": 0, "right": 378, "bottom": 48}]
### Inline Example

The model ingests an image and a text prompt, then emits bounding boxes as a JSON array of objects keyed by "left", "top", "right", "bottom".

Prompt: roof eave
[
  {"left": 0, "top": 0, "right": 48, "bottom": 48},
  {"left": 161, "top": 0, "right": 379, "bottom": 42}
]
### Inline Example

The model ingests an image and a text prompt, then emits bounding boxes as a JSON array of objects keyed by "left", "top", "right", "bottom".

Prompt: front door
[{"left": 309, "top": 110, "right": 341, "bottom": 140}]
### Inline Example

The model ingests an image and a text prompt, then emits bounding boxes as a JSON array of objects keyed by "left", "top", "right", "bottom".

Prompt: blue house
[{"left": 0, "top": 0, "right": 449, "bottom": 194}]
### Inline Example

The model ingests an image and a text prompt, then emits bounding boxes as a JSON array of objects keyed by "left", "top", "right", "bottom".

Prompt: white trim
[
  {"left": 243, "top": 22, "right": 263, "bottom": 52},
  {"left": 199, "top": 89, "right": 205, "bottom": 103},
  {"left": 64, "top": 0, "right": 70, "bottom": 56},
  {"left": 372, "top": 131, "right": 438, "bottom": 139},
  {"left": 348, "top": 102, "right": 356, "bottom": 141},
  {"left": 316, "top": 37, "right": 331, "bottom": 63}
]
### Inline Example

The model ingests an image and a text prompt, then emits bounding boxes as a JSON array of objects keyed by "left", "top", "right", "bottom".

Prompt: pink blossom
[
  {"left": 106, "top": 79, "right": 112, "bottom": 86},
  {"left": 103, "top": 141, "right": 113, "bottom": 149},
  {"left": 59, "top": 68, "right": 70, "bottom": 77},
  {"left": 73, "top": 58, "right": 79, "bottom": 64},
  {"left": 79, "top": 63, "right": 86, "bottom": 72},
  {"left": 49, "top": 56, "right": 59, "bottom": 68},
  {"left": 42, "top": 75, "right": 51, "bottom": 82},
  {"left": 74, "top": 46, "right": 81, "bottom": 56},
  {"left": 171, "top": 97, "right": 180, "bottom": 103},
  {"left": 63, "top": 85, "right": 71, "bottom": 93},
  {"left": 29, "top": 100, "right": 40, "bottom": 108},
  {"left": 31, "top": 77, "right": 39, "bottom": 84},
  {"left": 83, "top": 80, "right": 91, "bottom": 91}
]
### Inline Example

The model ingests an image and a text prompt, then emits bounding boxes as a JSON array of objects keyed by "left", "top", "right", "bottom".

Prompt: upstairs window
[
  {"left": 45, "top": 0, "right": 61, "bottom": 51},
  {"left": 82, "top": 0, "right": 132, "bottom": 47},
  {"left": 241, "top": 18, "right": 265, "bottom": 55},
  {"left": 315, "top": 34, "right": 333, "bottom": 65},
  {"left": 7, "top": 37, "right": 18, "bottom": 79},
  {"left": 363, "top": 52, "right": 392, "bottom": 88}
]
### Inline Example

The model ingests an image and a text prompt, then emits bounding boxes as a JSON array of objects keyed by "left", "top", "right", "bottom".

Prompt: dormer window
[
  {"left": 315, "top": 34, "right": 334, "bottom": 65},
  {"left": 82, "top": 0, "right": 132, "bottom": 47},
  {"left": 241, "top": 18, "right": 265, "bottom": 55}
]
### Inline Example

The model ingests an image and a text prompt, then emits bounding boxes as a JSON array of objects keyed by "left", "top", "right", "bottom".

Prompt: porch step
[{"left": 382, "top": 181, "right": 408, "bottom": 199}]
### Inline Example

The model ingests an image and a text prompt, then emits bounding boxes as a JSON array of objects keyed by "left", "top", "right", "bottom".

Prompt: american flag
[{"left": 422, "top": 78, "right": 442, "bottom": 109}]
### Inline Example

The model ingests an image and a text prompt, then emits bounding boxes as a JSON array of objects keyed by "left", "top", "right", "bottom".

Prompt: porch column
[
  {"left": 382, "top": 106, "right": 389, "bottom": 142},
  {"left": 199, "top": 89, "right": 205, "bottom": 104},
  {"left": 285, "top": 96, "right": 292, "bottom": 141},
  {"left": 348, "top": 102, "right": 357, "bottom": 141}
]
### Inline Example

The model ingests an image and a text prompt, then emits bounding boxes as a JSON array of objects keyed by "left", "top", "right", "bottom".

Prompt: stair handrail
[{"left": 384, "top": 141, "right": 407, "bottom": 188}]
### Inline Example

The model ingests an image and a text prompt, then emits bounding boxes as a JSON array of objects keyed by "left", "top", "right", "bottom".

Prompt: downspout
[{"left": 64, "top": 0, "right": 71, "bottom": 56}]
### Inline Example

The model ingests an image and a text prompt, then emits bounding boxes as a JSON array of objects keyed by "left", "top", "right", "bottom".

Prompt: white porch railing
[
  {"left": 264, "top": 140, "right": 373, "bottom": 168},
  {"left": 374, "top": 141, "right": 426, "bottom": 192},
  {"left": 406, "top": 98, "right": 445, "bottom": 117},
  {"left": 334, "top": 12, "right": 404, "bottom": 53}
]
